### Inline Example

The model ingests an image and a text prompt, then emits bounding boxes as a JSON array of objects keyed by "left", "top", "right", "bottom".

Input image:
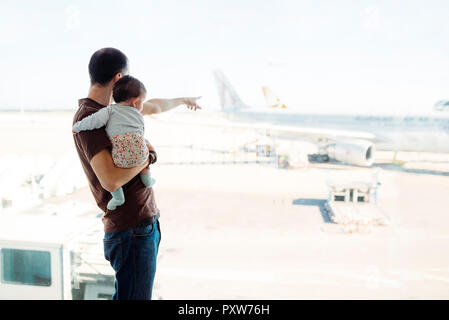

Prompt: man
[{"left": 72, "top": 47, "right": 201, "bottom": 300}]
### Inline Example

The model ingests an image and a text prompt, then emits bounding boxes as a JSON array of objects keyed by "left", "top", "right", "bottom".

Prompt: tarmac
[{"left": 150, "top": 161, "right": 449, "bottom": 299}]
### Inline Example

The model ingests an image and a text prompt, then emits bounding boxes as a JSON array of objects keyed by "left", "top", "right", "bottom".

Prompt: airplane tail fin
[
  {"left": 261, "top": 86, "right": 287, "bottom": 109},
  {"left": 212, "top": 69, "right": 249, "bottom": 112}
]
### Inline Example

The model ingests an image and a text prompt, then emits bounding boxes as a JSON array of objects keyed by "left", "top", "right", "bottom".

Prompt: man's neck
[{"left": 87, "top": 84, "right": 113, "bottom": 106}]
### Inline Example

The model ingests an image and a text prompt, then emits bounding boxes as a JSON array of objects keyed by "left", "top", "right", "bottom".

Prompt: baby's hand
[
  {"left": 72, "top": 130, "right": 78, "bottom": 135},
  {"left": 183, "top": 96, "right": 202, "bottom": 111}
]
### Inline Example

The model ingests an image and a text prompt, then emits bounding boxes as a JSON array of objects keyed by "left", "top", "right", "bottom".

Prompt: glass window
[{"left": 1, "top": 248, "right": 51, "bottom": 287}]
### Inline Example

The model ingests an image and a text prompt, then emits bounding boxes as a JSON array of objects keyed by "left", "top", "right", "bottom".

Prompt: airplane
[
  {"left": 211, "top": 69, "right": 449, "bottom": 167},
  {"left": 434, "top": 100, "right": 449, "bottom": 112},
  {"left": 261, "top": 86, "right": 287, "bottom": 109}
]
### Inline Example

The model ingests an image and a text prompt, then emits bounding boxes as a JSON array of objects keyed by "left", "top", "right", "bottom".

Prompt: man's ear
[{"left": 113, "top": 73, "right": 122, "bottom": 83}]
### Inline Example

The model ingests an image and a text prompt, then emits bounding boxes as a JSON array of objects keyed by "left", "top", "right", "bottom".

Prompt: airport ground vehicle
[
  {"left": 0, "top": 214, "right": 114, "bottom": 300},
  {"left": 324, "top": 176, "right": 390, "bottom": 233}
]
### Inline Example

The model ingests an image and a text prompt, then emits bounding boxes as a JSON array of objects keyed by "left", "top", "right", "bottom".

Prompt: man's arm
[
  {"left": 142, "top": 97, "right": 202, "bottom": 115},
  {"left": 90, "top": 149, "right": 149, "bottom": 192}
]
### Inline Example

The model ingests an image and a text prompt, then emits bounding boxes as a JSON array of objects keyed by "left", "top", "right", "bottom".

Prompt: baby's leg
[
  {"left": 140, "top": 167, "right": 156, "bottom": 187},
  {"left": 106, "top": 187, "right": 125, "bottom": 210}
]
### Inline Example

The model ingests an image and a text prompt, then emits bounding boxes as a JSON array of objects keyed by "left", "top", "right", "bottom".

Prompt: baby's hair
[{"left": 113, "top": 75, "right": 147, "bottom": 103}]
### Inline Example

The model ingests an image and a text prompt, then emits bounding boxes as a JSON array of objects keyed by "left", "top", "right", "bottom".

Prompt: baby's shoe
[
  {"left": 140, "top": 174, "right": 156, "bottom": 187},
  {"left": 107, "top": 198, "right": 125, "bottom": 211},
  {"left": 107, "top": 188, "right": 125, "bottom": 210}
]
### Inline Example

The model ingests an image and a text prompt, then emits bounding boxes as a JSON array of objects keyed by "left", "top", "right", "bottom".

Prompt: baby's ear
[{"left": 131, "top": 97, "right": 139, "bottom": 107}]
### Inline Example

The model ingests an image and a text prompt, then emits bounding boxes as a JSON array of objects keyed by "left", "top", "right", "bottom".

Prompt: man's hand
[{"left": 145, "top": 139, "right": 157, "bottom": 164}]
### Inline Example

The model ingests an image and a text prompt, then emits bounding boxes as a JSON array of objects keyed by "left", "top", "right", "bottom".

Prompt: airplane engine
[{"left": 327, "top": 140, "right": 375, "bottom": 167}]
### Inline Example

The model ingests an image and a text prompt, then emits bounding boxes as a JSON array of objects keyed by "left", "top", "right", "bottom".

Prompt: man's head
[
  {"left": 88, "top": 48, "right": 129, "bottom": 86},
  {"left": 113, "top": 75, "right": 147, "bottom": 111}
]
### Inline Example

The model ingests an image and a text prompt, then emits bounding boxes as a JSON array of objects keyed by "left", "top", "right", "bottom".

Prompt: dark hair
[
  {"left": 112, "top": 75, "right": 147, "bottom": 103},
  {"left": 88, "top": 48, "right": 129, "bottom": 86}
]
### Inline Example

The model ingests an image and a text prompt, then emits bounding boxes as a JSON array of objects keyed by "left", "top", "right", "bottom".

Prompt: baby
[{"left": 73, "top": 75, "right": 156, "bottom": 210}]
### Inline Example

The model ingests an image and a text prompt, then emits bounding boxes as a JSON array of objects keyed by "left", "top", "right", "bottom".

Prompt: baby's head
[{"left": 112, "top": 75, "right": 147, "bottom": 111}]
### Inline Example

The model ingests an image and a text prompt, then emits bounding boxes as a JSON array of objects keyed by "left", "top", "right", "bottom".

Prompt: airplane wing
[
  {"left": 216, "top": 121, "right": 379, "bottom": 142},
  {"left": 153, "top": 116, "right": 386, "bottom": 144}
]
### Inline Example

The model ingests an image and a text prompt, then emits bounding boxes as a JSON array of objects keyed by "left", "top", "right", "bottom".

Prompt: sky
[{"left": 0, "top": 0, "right": 448, "bottom": 114}]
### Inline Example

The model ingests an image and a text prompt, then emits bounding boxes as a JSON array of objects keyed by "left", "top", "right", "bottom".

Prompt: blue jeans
[{"left": 103, "top": 219, "right": 161, "bottom": 300}]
